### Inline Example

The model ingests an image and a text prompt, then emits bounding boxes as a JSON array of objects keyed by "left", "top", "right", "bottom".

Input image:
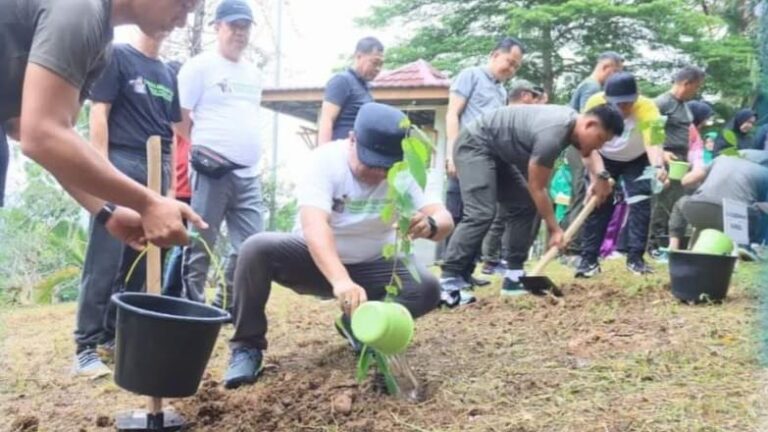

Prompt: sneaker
[
  {"left": 627, "top": 259, "right": 655, "bottom": 275},
  {"left": 470, "top": 276, "right": 491, "bottom": 287},
  {"left": 649, "top": 248, "right": 669, "bottom": 264},
  {"left": 574, "top": 260, "right": 601, "bottom": 279},
  {"left": 439, "top": 289, "right": 477, "bottom": 308},
  {"left": 73, "top": 348, "right": 111, "bottom": 379},
  {"left": 334, "top": 314, "right": 362, "bottom": 354},
  {"left": 223, "top": 347, "right": 263, "bottom": 389},
  {"left": 481, "top": 261, "right": 498, "bottom": 275},
  {"left": 439, "top": 275, "right": 471, "bottom": 292},
  {"left": 500, "top": 278, "right": 528, "bottom": 297},
  {"left": 97, "top": 339, "right": 115, "bottom": 364}
]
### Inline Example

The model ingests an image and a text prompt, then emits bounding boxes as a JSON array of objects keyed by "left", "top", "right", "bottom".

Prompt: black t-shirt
[
  {"left": 323, "top": 68, "right": 373, "bottom": 140},
  {"left": 89, "top": 44, "right": 181, "bottom": 154},
  {"left": 0, "top": 0, "right": 113, "bottom": 122}
]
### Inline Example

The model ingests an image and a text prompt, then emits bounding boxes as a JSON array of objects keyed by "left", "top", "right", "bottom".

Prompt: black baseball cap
[
  {"left": 212, "top": 0, "right": 253, "bottom": 24},
  {"left": 604, "top": 72, "right": 638, "bottom": 104},
  {"left": 353, "top": 103, "right": 407, "bottom": 169}
]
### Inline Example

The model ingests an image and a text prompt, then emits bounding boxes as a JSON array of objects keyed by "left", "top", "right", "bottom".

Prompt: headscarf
[{"left": 714, "top": 109, "right": 757, "bottom": 154}]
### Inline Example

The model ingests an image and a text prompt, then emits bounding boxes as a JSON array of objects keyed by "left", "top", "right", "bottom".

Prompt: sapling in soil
[{"left": 354, "top": 118, "right": 433, "bottom": 401}]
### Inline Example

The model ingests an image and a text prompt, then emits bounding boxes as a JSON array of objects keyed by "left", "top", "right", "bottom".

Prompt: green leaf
[
  {"left": 380, "top": 202, "right": 395, "bottom": 224},
  {"left": 374, "top": 352, "right": 399, "bottom": 396},
  {"left": 356, "top": 346, "right": 372, "bottom": 383},
  {"left": 398, "top": 117, "right": 412, "bottom": 130},
  {"left": 403, "top": 139, "right": 428, "bottom": 189},
  {"left": 402, "top": 257, "right": 422, "bottom": 283},
  {"left": 721, "top": 147, "right": 739, "bottom": 156},
  {"left": 401, "top": 238, "right": 411, "bottom": 255},
  {"left": 382, "top": 243, "right": 396, "bottom": 260},
  {"left": 723, "top": 129, "right": 737, "bottom": 146},
  {"left": 385, "top": 284, "right": 399, "bottom": 298},
  {"left": 398, "top": 216, "right": 411, "bottom": 237},
  {"left": 411, "top": 126, "right": 436, "bottom": 153}
]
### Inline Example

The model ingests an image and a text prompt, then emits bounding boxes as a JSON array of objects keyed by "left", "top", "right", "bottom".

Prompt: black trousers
[{"left": 581, "top": 154, "right": 652, "bottom": 264}]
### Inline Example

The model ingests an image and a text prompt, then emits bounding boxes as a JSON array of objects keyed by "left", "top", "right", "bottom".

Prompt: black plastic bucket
[
  {"left": 668, "top": 251, "right": 737, "bottom": 303},
  {"left": 112, "top": 293, "right": 230, "bottom": 398}
]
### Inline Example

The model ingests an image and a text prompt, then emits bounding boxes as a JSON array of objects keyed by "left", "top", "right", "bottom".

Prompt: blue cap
[
  {"left": 605, "top": 72, "right": 638, "bottom": 104},
  {"left": 353, "top": 103, "right": 407, "bottom": 169},
  {"left": 213, "top": 0, "right": 253, "bottom": 23}
]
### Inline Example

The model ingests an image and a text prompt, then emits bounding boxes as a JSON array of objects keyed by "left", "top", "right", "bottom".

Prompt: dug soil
[{"left": 1, "top": 261, "right": 763, "bottom": 431}]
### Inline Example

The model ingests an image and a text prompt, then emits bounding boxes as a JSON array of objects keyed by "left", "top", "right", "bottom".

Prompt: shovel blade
[{"left": 519, "top": 276, "right": 563, "bottom": 297}]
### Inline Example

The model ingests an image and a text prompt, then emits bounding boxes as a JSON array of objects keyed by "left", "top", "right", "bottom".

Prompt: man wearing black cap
[
  {"left": 576, "top": 72, "right": 667, "bottom": 278},
  {"left": 439, "top": 104, "right": 624, "bottom": 305},
  {"left": 177, "top": 0, "right": 265, "bottom": 309},
  {"left": 222, "top": 103, "right": 453, "bottom": 389},
  {"left": 0, "top": 0, "right": 204, "bottom": 249}
]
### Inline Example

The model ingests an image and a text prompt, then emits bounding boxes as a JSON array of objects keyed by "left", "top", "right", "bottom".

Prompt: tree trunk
[
  {"left": 541, "top": 24, "right": 555, "bottom": 98},
  {"left": 189, "top": 0, "right": 206, "bottom": 57}
]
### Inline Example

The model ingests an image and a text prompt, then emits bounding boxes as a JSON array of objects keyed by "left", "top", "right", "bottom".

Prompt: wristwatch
[
  {"left": 426, "top": 216, "right": 438, "bottom": 239},
  {"left": 95, "top": 202, "right": 117, "bottom": 225},
  {"left": 597, "top": 170, "right": 611, "bottom": 181}
]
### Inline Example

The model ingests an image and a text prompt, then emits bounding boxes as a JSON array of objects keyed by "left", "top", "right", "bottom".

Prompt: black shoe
[
  {"left": 481, "top": 261, "right": 499, "bottom": 275},
  {"left": 470, "top": 276, "right": 491, "bottom": 287},
  {"left": 626, "top": 258, "right": 654, "bottom": 275},
  {"left": 575, "top": 260, "right": 601, "bottom": 279}
]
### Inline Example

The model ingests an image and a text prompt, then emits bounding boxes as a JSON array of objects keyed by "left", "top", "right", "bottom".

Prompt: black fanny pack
[{"left": 190, "top": 146, "right": 246, "bottom": 179}]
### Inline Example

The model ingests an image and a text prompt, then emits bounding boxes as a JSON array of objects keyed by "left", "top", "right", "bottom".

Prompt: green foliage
[
  {"left": 260, "top": 172, "right": 299, "bottom": 232},
  {"left": 360, "top": 0, "right": 756, "bottom": 102},
  {"left": 639, "top": 117, "right": 668, "bottom": 146}
]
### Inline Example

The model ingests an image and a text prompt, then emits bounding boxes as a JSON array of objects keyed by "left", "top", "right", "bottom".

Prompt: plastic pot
[
  {"left": 112, "top": 293, "right": 229, "bottom": 398},
  {"left": 668, "top": 251, "right": 736, "bottom": 303},
  {"left": 351, "top": 301, "right": 414, "bottom": 356},
  {"left": 692, "top": 229, "right": 734, "bottom": 255},
  {"left": 668, "top": 161, "right": 690, "bottom": 181}
]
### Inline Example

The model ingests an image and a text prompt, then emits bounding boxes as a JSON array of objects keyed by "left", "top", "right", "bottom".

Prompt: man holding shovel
[
  {"left": 0, "top": 0, "right": 206, "bottom": 249},
  {"left": 439, "top": 104, "right": 624, "bottom": 306},
  {"left": 223, "top": 103, "right": 454, "bottom": 389}
]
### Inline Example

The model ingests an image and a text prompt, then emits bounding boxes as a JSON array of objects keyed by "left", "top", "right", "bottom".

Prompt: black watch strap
[
  {"left": 95, "top": 202, "right": 117, "bottom": 225},
  {"left": 426, "top": 216, "right": 438, "bottom": 239}
]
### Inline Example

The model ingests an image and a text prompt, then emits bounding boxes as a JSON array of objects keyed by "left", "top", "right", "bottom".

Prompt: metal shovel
[{"left": 519, "top": 194, "right": 601, "bottom": 297}]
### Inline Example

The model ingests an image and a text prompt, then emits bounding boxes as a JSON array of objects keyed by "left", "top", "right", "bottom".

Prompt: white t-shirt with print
[
  {"left": 599, "top": 117, "right": 646, "bottom": 162},
  {"left": 178, "top": 51, "right": 262, "bottom": 177},
  {"left": 295, "top": 140, "right": 439, "bottom": 264}
]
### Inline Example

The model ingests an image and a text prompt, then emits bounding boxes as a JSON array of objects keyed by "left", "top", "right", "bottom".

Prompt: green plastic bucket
[
  {"left": 351, "top": 301, "right": 414, "bottom": 356},
  {"left": 692, "top": 229, "right": 734, "bottom": 255},
  {"left": 668, "top": 161, "right": 690, "bottom": 181}
]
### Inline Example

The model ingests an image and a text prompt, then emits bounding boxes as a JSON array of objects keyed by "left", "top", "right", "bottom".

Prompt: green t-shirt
[{"left": 0, "top": 0, "right": 113, "bottom": 122}]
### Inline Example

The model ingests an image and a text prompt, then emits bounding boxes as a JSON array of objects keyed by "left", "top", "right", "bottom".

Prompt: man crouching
[{"left": 223, "top": 103, "right": 454, "bottom": 389}]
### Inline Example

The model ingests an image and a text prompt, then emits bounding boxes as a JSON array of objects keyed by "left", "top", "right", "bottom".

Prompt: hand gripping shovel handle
[{"left": 529, "top": 194, "right": 601, "bottom": 276}]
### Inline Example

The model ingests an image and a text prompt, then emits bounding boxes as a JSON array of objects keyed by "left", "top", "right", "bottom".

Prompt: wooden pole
[{"left": 146, "top": 136, "right": 162, "bottom": 296}]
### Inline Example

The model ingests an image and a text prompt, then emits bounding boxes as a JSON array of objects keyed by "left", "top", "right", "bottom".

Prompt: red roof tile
[{"left": 372, "top": 59, "right": 450, "bottom": 88}]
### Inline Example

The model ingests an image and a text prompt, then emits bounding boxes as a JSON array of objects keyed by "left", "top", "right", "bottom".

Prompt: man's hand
[
  {"left": 587, "top": 178, "right": 613, "bottom": 205},
  {"left": 663, "top": 151, "right": 679, "bottom": 164},
  {"left": 139, "top": 196, "right": 208, "bottom": 248},
  {"left": 446, "top": 158, "right": 457, "bottom": 178},
  {"left": 105, "top": 206, "right": 146, "bottom": 250},
  {"left": 656, "top": 166, "right": 669, "bottom": 183},
  {"left": 548, "top": 225, "right": 565, "bottom": 250},
  {"left": 333, "top": 279, "right": 368, "bottom": 316},
  {"left": 408, "top": 212, "right": 432, "bottom": 239}
]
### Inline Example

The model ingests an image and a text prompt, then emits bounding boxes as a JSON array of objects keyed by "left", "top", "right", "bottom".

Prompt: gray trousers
[
  {"left": 442, "top": 136, "right": 537, "bottom": 275},
  {"left": 230, "top": 233, "right": 440, "bottom": 350},
  {"left": 74, "top": 148, "right": 170, "bottom": 350},
  {"left": 182, "top": 169, "right": 264, "bottom": 306},
  {"left": 481, "top": 204, "right": 539, "bottom": 269},
  {"left": 561, "top": 146, "right": 586, "bottom": 253}
]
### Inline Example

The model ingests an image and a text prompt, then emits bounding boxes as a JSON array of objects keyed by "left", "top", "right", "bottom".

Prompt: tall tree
[{"left": 360, "top": 0, "right": 754, "bottom": 102}]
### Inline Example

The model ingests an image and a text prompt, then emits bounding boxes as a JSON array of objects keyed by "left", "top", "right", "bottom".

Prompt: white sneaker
[{"left": 73, "top": 348, "right": 111, "bottom": 379}]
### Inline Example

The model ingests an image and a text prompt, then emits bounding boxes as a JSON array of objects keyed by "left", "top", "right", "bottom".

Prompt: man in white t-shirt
[
  {"left": 177, "top": 0, "right": 264, "bottom": 308},
  {"left": 223, "top": 103, "right": 453, "bottom": 389}
]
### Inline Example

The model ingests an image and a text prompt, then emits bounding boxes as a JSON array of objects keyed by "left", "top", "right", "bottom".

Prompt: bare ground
[{"left": 0, "top": 260, "right": 763, "bottom": 432}]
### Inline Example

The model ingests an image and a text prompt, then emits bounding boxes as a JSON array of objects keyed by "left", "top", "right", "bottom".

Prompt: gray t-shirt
[
  {"left": 450, "top": 66, "right": 508, "bottom": 128},
  {"left": 0, "top": 0, "right": 113, "bottom": 122},
  {"left": 692, "top": 155, "right": 768, "bottom": 206},
  {"left": 569, "top": 77, "right": 601, "bottom": 112},
  {"left": 655, "top": 92, "right": 692, "bottom": 154},
  {"left": 464, "top": 105, "right": 578, "bottom": 171}
]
